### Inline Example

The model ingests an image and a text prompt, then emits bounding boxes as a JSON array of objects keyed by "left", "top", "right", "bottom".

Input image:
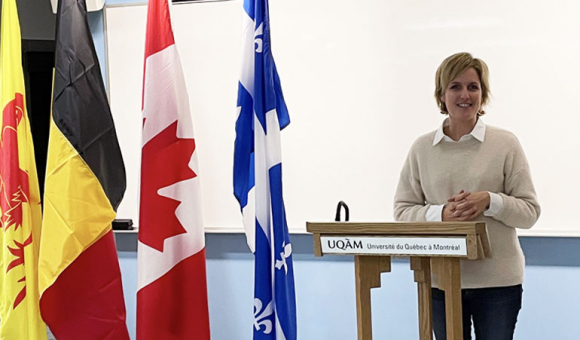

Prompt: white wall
[{"left": 105, "top": 0, "right": 580, "bottom": 236}]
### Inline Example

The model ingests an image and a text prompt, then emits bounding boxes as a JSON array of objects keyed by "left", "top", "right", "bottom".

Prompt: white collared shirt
[
  {"left": 426, "top": 118, "right": 503, "bottom": 221},
  {"left": 432, "top": 116, "right": 486, "bottom": 145}
]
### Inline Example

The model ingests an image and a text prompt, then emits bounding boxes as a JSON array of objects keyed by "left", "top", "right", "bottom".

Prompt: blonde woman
[{"left": 394, "top": 52, "right": 540, "bottom": 340}]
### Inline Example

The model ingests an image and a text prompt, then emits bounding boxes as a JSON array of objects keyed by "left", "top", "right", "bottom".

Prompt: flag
[
  {"left": 136, "top": 0, "right": 210, "bottom": 338},
  {"left": 234, "top": 0, "right": 297, "bottom": 338},
  {"left": 0, "top": 0, "right": 47, "bottom": 338},
  {"left": 37, "top": 0, "right": 129, "bottom": 338}
]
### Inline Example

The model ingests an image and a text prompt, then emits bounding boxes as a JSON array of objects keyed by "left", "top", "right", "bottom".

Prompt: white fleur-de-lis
[
  {"left": 275, "top": 241, "right": 292, "bottom": 274},
  {"left": 254, "top": 23, "right": 264, "bottom": 53},
  {"left": 253, "top": 298, "right": 273, "bottom": 334}
]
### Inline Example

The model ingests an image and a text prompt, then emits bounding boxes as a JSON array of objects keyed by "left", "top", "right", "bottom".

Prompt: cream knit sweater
[{"left": 394, "top": 125, "right": 541, "bottom": 288}]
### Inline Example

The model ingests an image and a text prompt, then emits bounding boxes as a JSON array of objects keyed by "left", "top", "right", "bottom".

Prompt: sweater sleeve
[
  {"left": 393, "top": 147, "right": 430, "bottom": 221},
  {"left": 493, "top": 139, "right": 541, "bottom": 229}
]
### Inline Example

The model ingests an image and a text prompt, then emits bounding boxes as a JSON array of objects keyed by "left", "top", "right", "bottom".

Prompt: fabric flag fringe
[
  {"left": 136, "top": 0, "right": 210, "bottom": 338},
  {"left": 234, "top": 0, "right": 297, "bottom": 339},
  {"left": 38, "top": 0, "right": 129, "bottom": 338}
]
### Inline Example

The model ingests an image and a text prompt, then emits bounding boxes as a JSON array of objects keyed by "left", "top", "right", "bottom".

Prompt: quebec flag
[{"left": 233, "top": 0, "right": 297, "bottom": 338}]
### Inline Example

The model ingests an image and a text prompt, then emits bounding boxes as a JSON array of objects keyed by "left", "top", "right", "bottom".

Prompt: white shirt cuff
[
  {"left": 426, "top": 204, "right": 445, "bottom": 222},
  {"left": 484, "top": 192, "right": 503, "bottom": 217}
]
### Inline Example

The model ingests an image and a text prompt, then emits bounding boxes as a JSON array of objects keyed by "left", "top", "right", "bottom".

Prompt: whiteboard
[{"left": 104, "top": 0, "right": 580, "bottom": 236}]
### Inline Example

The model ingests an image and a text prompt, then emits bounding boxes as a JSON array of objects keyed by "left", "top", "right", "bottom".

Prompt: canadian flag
[{"left": 137, "top": 0, "right": 210, "bottom": 338}]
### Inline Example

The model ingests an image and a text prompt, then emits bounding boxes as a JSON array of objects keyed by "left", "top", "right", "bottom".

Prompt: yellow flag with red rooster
[{"left": 0, "top": 0, "right": 47, "bottom": 338}]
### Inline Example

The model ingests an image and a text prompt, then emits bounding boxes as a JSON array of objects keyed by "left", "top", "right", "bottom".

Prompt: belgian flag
[{"left": 37, "top": 0, "right": 130, "bottom": 338}]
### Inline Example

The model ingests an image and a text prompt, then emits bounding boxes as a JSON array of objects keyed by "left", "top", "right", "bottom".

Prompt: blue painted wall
[
  {"left": 115, "top": 233, "right": 580, "bottom": 340},
  {"left": 95, "top": 2, "right": 580, "bottom": 339}
]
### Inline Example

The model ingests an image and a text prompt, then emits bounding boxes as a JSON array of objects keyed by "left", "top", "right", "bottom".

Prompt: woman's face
[{"left": 441, "top": 68, "right": 482, "bottom": 123}]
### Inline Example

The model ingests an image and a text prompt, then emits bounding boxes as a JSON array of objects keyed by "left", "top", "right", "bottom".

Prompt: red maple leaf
[
  {"left": 139, "top": 121, "right": 196, "bottom": 252},
  {"left": 0, "top": 93, "right": 30, "bottom": 231}
]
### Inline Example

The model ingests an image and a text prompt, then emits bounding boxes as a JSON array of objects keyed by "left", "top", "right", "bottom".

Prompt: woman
[{"left": 393, "top": 52, "right": 540, "bottom": 340}]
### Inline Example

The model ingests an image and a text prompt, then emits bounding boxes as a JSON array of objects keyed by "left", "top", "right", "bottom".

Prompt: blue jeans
[{"left": 431, "top": 285, "right": 523, "bottom": 340}]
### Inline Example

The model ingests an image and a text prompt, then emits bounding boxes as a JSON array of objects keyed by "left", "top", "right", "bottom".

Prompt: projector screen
[{"left": 104, "top": 0, "right": 580, "bottom": 236}]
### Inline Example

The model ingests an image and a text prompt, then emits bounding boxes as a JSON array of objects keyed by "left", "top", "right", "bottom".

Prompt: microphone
[{"left": 335, "top": 201, "right": 349, "bottom": 222}]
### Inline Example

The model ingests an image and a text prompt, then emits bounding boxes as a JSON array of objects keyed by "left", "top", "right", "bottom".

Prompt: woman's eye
[{"left": 469, "top": 85, "right": 480, "bottom": 90}]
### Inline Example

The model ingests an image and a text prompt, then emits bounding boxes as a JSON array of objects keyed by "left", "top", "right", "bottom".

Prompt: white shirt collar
[{"left": 433, "top": 117, "right": 486, "bottom": 146}]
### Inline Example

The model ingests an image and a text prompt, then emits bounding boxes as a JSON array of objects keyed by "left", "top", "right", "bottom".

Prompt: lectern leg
[
  {"left": 433, "top": 257, "right": 463, "bottom": 340},
  {"left": 354, "top": 255, "right": 391, "bottom": 340},
  {"left": 411, "top": 257, "right": 433, "bottom": 340}
]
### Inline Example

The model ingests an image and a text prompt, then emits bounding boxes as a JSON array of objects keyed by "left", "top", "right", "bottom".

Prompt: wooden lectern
[{"left": 306, "top": 222, "right": 491, "bottom": 340}]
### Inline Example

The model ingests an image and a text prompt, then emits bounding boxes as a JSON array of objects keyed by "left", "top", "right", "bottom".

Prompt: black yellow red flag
[
  {"left": 38, "top": 0, "right": 129, "bottom": 338},
  {"left": 0, "top": 0, "right": 47, "bottom": 338}
]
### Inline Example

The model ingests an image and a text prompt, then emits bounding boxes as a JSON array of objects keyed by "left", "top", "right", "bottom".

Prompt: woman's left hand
[{"left": 448, "top": 191, "right": 490, "bottom": 220}]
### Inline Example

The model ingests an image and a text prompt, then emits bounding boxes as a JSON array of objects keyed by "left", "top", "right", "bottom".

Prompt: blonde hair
[{"left": 435, "top": 52, "right": 490, "bottom": 115}]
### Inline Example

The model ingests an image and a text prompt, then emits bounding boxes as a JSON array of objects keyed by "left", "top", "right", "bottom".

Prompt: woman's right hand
[
  {"left": 441, "top": 202, "right": 471, "bottom": 222},
  {"left": 443, "top": 202, "right": 476, "bottom": 221},
  {"left": 442, "top": 190, "right": 488, "bottom": 221},
  {"left": 443, "top": 190, "right": 475, "bottom": 221}
]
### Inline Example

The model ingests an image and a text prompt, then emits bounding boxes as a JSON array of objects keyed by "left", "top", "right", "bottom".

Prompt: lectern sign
[{"left": 320, "top": 236, "right": 468, "bottom": 256}]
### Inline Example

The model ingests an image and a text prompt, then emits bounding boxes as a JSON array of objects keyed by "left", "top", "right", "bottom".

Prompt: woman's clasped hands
[{"left": 442, "top": 190, "right": 490, "bottom": 221}]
